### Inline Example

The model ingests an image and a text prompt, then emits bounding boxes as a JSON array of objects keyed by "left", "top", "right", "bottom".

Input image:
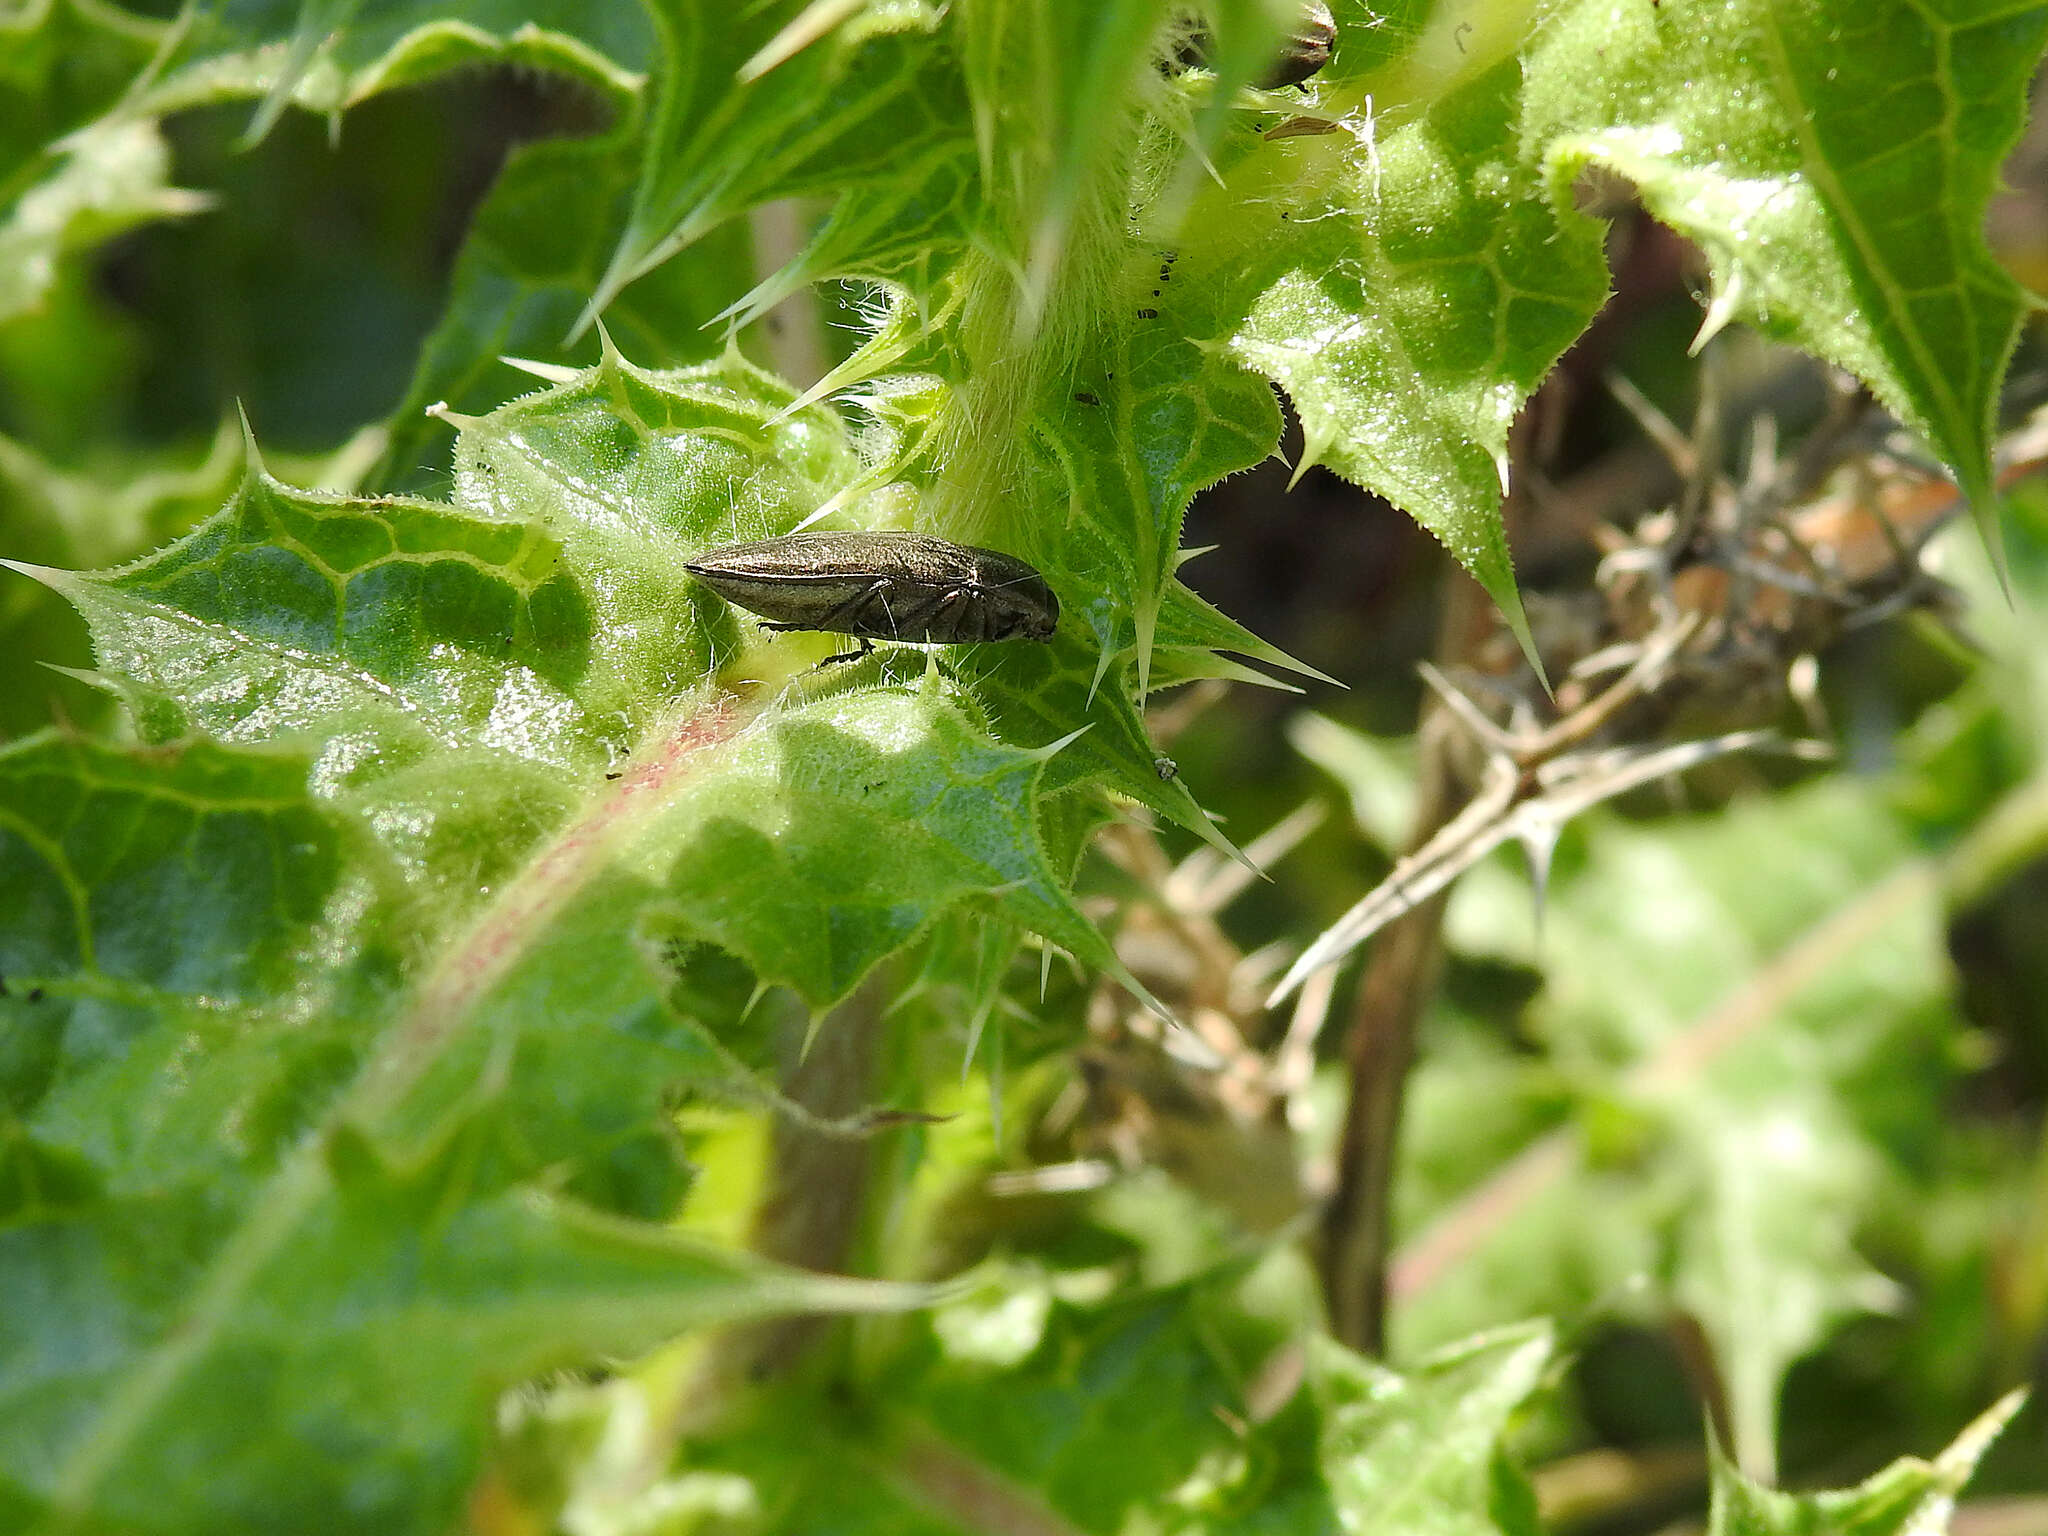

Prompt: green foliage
[
  {"left": 2, "top": 0, "right": 2045, "bottom": 1531},
  {"left": 1312, "top": 1322, "right": 1552, "bottom": 1536},
  {"left": 1530, "top": 0, "right": 2048, "bottom": 560},
  {"left": 1390, "top": 772, "right": 1945, "bottom": 1476},
  {"left": 1706, "top": 1391, "right": 2025, "bottom": 1536},
  {"left": 492, "top": 1277, "right": 1556, "bottom": 1535},
  {"left": 0, "top": 725, "right": 936, "bottom": 1533}
]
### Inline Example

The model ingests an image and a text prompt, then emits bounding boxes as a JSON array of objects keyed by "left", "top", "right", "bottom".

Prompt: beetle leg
[
  {"left": 818, "top": 636, "right": 875, "bottom": 668},
  {"left": 875, "top": 585, "right": 959, "bottom": 643},
  {"left": 818, "top": 580, "right": 896, "bottom": 636},
  {"left": 923, "top": 587, "right": 972, "bottom": 643},
  {"left": 813, "top": 582, "right": 889, "bottom": 667}
]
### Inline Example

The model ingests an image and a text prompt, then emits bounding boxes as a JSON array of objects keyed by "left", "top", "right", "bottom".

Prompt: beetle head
[{"left": 989, "top": 575, "right": 1059, "bottom": 641}]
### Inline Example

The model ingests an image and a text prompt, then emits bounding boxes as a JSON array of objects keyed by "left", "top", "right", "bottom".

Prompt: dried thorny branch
[
  {"left": 1274, "top": 380, "right": 2048, "bottom": 1006},
  {"left": 1058, "top": 809, "right": 1322, "bottom": 1235},
  {"left": 983, "top": 367, "right": 2048, "bottom": 1366},
  {"left": 1309, "top": 375, "right": 2048, "bottom": 1356}
]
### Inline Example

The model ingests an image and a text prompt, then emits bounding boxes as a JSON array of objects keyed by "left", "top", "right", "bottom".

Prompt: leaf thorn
[
  {"left": 234, "top": 401, "right": 269, "bottom": 482},
  {"left": 498, "top": 355, "right": 582, "bottom": 385},
  {"left": 738, "top": 0, "right": 864, "bottom": 82},
  {"left": 1689, "top": 266, "right": 1745, "bottom": 356}
]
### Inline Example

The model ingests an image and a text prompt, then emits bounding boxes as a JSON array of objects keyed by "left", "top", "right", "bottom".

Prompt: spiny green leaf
[
  {"left": 0, "top": 119, "right": 212, "bottom": 326},
  {"left": 911, "top": 1281, "right": 1259, "bottom": 1532},
  {"left": 0, "top": 419, "right": 245, "bottom": 576},
  {"left": 38, "top": 350, "right": 844, "bottom": 764},
  {"left": 1528, "top": 0, "right": 2048, "bottom": 574},
  {"left": 372, "top": 92, "right": 760, "bottom": 490},
  {"left": 14, "top": 1143, "right": 924, "bottom": 1536},
  {"left": 0, "top": 0, "right": 657, "bottom": 389},
  {"left": 1034, "top": 274, "right": 1284, "bottom": 697},
  {"left": 1155, "top": 580, "right": 1335, "bottom": 686},
  {"left": 1400, "top": 779, "right": 1952, "bottom": 1465},
  {"left": 33, "top": 347, "right": 1174, "bottom": 994},
  {"left": 951, "top": 632, "right": 1248, "bottom": 862},
  {"left": 7, "top": 342, "right": 1237, "bottom": 1530},
  {"left": 0, "top": 728, "right": 940, "bottom": 1536},
  {"left": 1706, "top": 1390, "right": 2025, "bottom": 1536},
  {"left": 795, "top": 1297, "right": 1554, "bottom": 1536},
  {"left": 0, "top": 733, "right": 364, "bottom": 1069},
  {"left": 819, "top": 259, "right": 1303, "bottom": 706},
  {"left": 1154, "top": 0, "right": 2045, "bottom": 654},
  {"left": 123, "top": 0, "right": 650, "bottom": 125},
  {"left": 1670, "top": 1092, "right": 1897, "bottom": 1485},
  {"left": 0, "top": 421, "right": 248, "bottom": 736},
  {"left": 636, "top": 682, "right": 1133, "bottom": 1008},
  {"left": 592, "top": 0, "right": 959, "bottom": 327},
  {"left": 1312, "top": 1321, "right": 1551, "bottom": 1536},
  {"left": 1204, "top": 53, "right": 1607, "bottom": 668}
]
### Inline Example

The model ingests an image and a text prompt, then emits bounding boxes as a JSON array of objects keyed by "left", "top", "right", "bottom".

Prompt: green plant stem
[
  {"left": 688, "top": 969, "right": 893, "bottom": 1393},
  {"left": 1943, "top": 767, "right": 2048, "bottom": 914}
]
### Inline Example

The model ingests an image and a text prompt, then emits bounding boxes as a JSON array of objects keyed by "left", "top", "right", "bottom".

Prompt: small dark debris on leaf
[
  {"left": 26, "top": 988, "right": 43, "bottom": 1003},
  {"left": 1264, "top": 115, "right": 1344, "bottom": 141}
]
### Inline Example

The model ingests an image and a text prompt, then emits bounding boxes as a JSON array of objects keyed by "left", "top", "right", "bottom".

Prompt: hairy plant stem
[
  {"left": 928, "top": 21, "right": 1161, "bottom": 548},
  {"left": 689, "top": 969, "right": 893, "bottom": 1394}
]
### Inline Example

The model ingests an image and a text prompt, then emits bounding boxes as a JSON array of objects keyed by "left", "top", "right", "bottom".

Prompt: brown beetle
[
  {"left": 1174, "top": 2, "right": 1337, "bottom": 91},
  {"left": 1258, "top": 2, "right": 1337, "bottom": 89},
  {"left": 686, "top": 530, "right": 1061, "bottom": 662}
]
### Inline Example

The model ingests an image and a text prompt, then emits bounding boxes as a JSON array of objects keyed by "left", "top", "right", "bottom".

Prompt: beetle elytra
[{"left": 685, "top": 531, "right": 1060, "bottom": 663}]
